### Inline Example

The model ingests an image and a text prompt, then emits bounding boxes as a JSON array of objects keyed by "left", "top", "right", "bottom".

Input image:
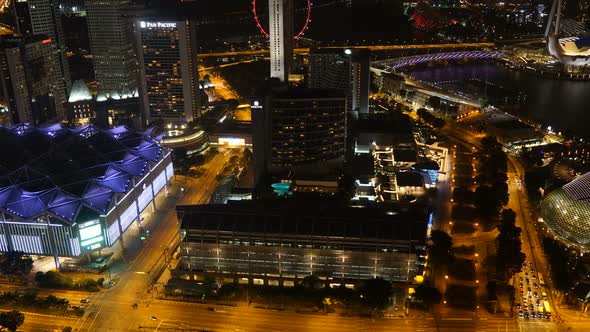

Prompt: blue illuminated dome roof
[{"left": 0, "top": 123, "right": 165, "bottom": 224}]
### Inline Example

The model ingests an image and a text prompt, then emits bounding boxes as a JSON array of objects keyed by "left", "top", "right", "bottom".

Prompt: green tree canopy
[
  {"left": 413, "top": 284, "right": 442, "bottom": 306},
  {"left": 0, "top": 252, "right": 33, "bottom": 277},
  {"left": 0, "top": 310, "right": 24, "bottom": 332},
  {"left": 429, "top": 230, "right": 454, "bottom": 267},
  {"left": 357, "top": 278, "right": 393, "bottom": 309}
]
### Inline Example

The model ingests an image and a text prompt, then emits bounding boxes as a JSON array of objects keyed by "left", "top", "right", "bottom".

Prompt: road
[
  {"left": 197, "top": 42, "right": 495, "bottom": 58},
  {"left": 125, "top": 299, "right": 520, "bottom": 332},
  {"left": 67, "top": 149, "right": 237, "bottom": 331}
]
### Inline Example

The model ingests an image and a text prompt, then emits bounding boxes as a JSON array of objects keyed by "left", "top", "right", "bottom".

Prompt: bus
[
  {"left": 541, "top": 287, "right": 548, "bottom": 300},
  {"left": 538, "top": 274, "right": 545, "bottom": 286},
  {"left": 543, "top": 300, "right": 551, "bottom": 319}
]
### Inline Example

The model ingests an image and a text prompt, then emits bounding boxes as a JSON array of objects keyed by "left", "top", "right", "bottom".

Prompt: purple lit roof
[{"left": 0, "top": 124, "right": 166, "bottom": 224}]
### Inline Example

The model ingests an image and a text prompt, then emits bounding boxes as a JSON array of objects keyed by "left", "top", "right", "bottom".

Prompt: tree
[
  {"left": 0, "top": 251, "right": 33, "bottom": 277},
  {"left": 496, "top": 209, "right": 526, "bottom": 281},
  {"left": 357, "top": 278, "right": 393, "bottom": 309},
  {"left": 429, "top": 230, "right": 454, "bottom": 267},
  {"left": 413, "top": 285, "right": 442, "bottom": 308},
  {"left": 474, "top": 185, "right": 502, "bottom": 218},
  {"left": 300, "top": 275, "right": 322, "bottom": 290},
  {"left": 0, "top": 310, "right": 24, "bottom": 332}
]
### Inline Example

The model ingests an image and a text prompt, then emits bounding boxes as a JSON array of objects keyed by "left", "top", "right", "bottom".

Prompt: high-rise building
[
  {"left": 86, "top": 0, "right": 138, "bottom": 95},
  {"left": 253, "top": 85, "right": 347, "bottom": 183},
  {"left": 136, "top": 20, "right": 199, "bottom": 127},
  {"left": 269, "top": 0, "right": 293, "bottom": 82},
  {"left": 308, "top": 48, "right": 370, "bottom": 114},
  {"left": 0, "top": 36, "right": 67, "bottom": 125},
  {"left": 13, "top": 0, "right": 71, "bottom": 94}
]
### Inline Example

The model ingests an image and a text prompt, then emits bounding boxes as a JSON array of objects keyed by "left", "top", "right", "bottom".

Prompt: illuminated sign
[
  {"left": 140, "top": 21, "right": 177, "bottom": 29},
  {"left": 218, "top": 137, "right": 245, "bottom": 146},
  {"left": 42, "top": 39, "right": 52, "bottom": 44},
  {"left": 78, "top": 220, "right": 105, "bottom": 251}
]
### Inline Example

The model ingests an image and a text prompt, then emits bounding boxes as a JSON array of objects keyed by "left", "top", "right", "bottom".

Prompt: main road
[
  {"left": 197, "top": 42, "right": 495, "bottom": 58},
  {"left": 69, "top": 149, "right": 237, "bottom": 331}
]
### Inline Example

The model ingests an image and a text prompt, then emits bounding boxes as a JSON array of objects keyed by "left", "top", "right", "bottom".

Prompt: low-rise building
[{"left": 176, "top": 200, "right": 428, "bottom": 286}]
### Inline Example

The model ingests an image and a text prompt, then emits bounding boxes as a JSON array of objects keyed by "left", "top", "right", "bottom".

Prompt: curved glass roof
[
  {"left": 0, "top": 123, "right": 164, "bottom": 224},
  {"left": 541, "top": 175, "right": 590, "bottom": 248}
]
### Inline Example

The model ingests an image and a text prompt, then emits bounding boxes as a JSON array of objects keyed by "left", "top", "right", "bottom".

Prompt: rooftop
[
  {"left": 178, "top": 199, "right": 429, "bottom": 242},
  {"left": 0, "top": 123, "right": 166, "bottom": 224}
]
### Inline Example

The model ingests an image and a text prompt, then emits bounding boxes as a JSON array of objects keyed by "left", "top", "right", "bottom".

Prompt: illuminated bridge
[{"left": 374, "top": 50, "right": 504, "bottom": 71}]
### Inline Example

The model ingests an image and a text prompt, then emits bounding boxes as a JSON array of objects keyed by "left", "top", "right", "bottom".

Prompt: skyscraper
[
  {"left": 269, "top": 0, "right": 293, "bottom": 82},
  {"left": 308, "top": 48, "right": 370, "bottom": 114},
  {"left": 136, "top": 19, "right": 199, "bottom": 127},
  {"left": 13, "top": 0, "right": 71, "bottom": 93},
  {"left": 86, "top": 0, "right": 138, "bottom": 94},
  {"left": 0, "top": 36, "right": 67, "bottom": 125}
]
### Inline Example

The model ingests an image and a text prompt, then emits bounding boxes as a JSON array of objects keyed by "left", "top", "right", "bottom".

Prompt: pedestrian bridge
[{"left": 374, "top": 50, "right": 505, "bottom": 72}]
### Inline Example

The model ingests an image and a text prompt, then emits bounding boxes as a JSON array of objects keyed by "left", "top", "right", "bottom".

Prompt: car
[
  {"left": 529, "top": 304, "right": 534, "bottom": 310},
  {"left": 533, "top": 283, "right": 538, "bottom": 289},
  {"left": 207, "top": 307, "right": 217, "bottom": 311},
  {"left": 532, "top": 274, "right": 537, "bottom": 280},
  {"left": 149, "top": 316, "right": 158, "bottom": 321},
  {"left": 80, "top": 298, "right": 90, "bottom": 304},
  {"left": 524, "top": 312, "right": 530, "bottom": 319},
  {"left": 518, "top": 311, "right": 524, "bottom": 317},
  {"left": 519, "top": 276, "right": 523, "bottom": 282},
  {"left": 516, "top": 302, "right": 521, "bottom": 309},
  {"left": 529, "top": 263, "right": 534, "bottom": 269},
  {"left": 533, "top": 291, "right": 538, "bottom": 297},
  {"left": 526, "top": 278, "right": 531, "bottom": 284},
  {"left": 536, "top": 299, "right": 541, "bottom": 305},
  {"left": 532, "top": 312, "right": 537, "bottom": 318},
  {"left": 525, "top": 272, "right": 529, "bottom": 276},
  {"left": 527, "top": 287, "right": 532, "bottom": 293}
]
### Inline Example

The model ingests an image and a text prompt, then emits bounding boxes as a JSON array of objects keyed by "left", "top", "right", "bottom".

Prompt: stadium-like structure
[
  {"left": 0, "top": 123, "right": 173, "bottom": 266},
  {"left": 541, "top": 172, "right": 590, "bottom": 248},
  {"left": 546, "top": 0, "right": 590, "bottom": 67}
]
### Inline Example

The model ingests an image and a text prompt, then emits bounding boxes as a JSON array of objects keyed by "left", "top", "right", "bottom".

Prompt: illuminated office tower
[
  {"left": 86, "top": 0, "right": 138, "bottom": 94},
  {"left": 136, "top": 20, "right": 199, "bottom": 127},
  {"left": 269, "top": 0, "right": 293, "bottom": 82},
  {"left": 0, "top": 36, "right": 67, "bottom": 124},
  {"left": 308, "top": 48, "right": 370, "bottom": 114},
  {"left": 14, "top": 0, "right": 71, "bottom": 94}
]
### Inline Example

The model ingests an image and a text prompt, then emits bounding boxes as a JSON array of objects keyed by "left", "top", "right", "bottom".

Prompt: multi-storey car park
[
  {"left": 0, "top": 122, "right": 173, "bottom": 267},
  {"left": 176, "top": 199, "right": 428, "bottom": 287}
]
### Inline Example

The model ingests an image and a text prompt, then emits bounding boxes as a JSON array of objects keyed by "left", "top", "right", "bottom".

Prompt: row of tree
[
  {"left": 496, "top": 209, "right": 526, "bottom": 281},
  {"left": 417, "top": 108, "right": 446, "bottom": 129},
  {"left": 473, "top": 136, "right": 509, "bottom": 218},
  {"left": 35, "top": 271, "right": 104, "bottom": 292}
]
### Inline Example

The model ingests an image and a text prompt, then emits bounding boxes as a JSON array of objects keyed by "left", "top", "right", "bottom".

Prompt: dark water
[{"left": 403, "top": 63, "right": 590, "bottom": 138}]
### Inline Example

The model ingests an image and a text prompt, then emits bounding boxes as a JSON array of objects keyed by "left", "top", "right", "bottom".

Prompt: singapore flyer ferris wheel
[{"left": 251, "top": 0, "right": 312, "bottom": 40}]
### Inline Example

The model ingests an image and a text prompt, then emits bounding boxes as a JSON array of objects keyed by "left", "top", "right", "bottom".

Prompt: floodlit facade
[
  {"left": 541, "top": 172, "right": 590, "bottom": 248},
  {"left": 86, "top": 0, "right": 139, "bottom": 94},
  {"left": 14, "top": 0, "right": 71, "bottom": 92},
  {"left": 269, "top": 0, "right": 293, "bottom": 82},
  {"left": 0, "top": 123, "right": 173, "bottom": 266},
  {"left": 177, "top": 201, "right": 427, "bottom": 285},
  {"left": 0, "top": 36, "right": 67, "bottom": 124},
  {"left": 253, "top": 87, "right": 347, "bottom": 182},
  {"left": 136, "top": 20, "right": 199, "bottom": 126}
]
